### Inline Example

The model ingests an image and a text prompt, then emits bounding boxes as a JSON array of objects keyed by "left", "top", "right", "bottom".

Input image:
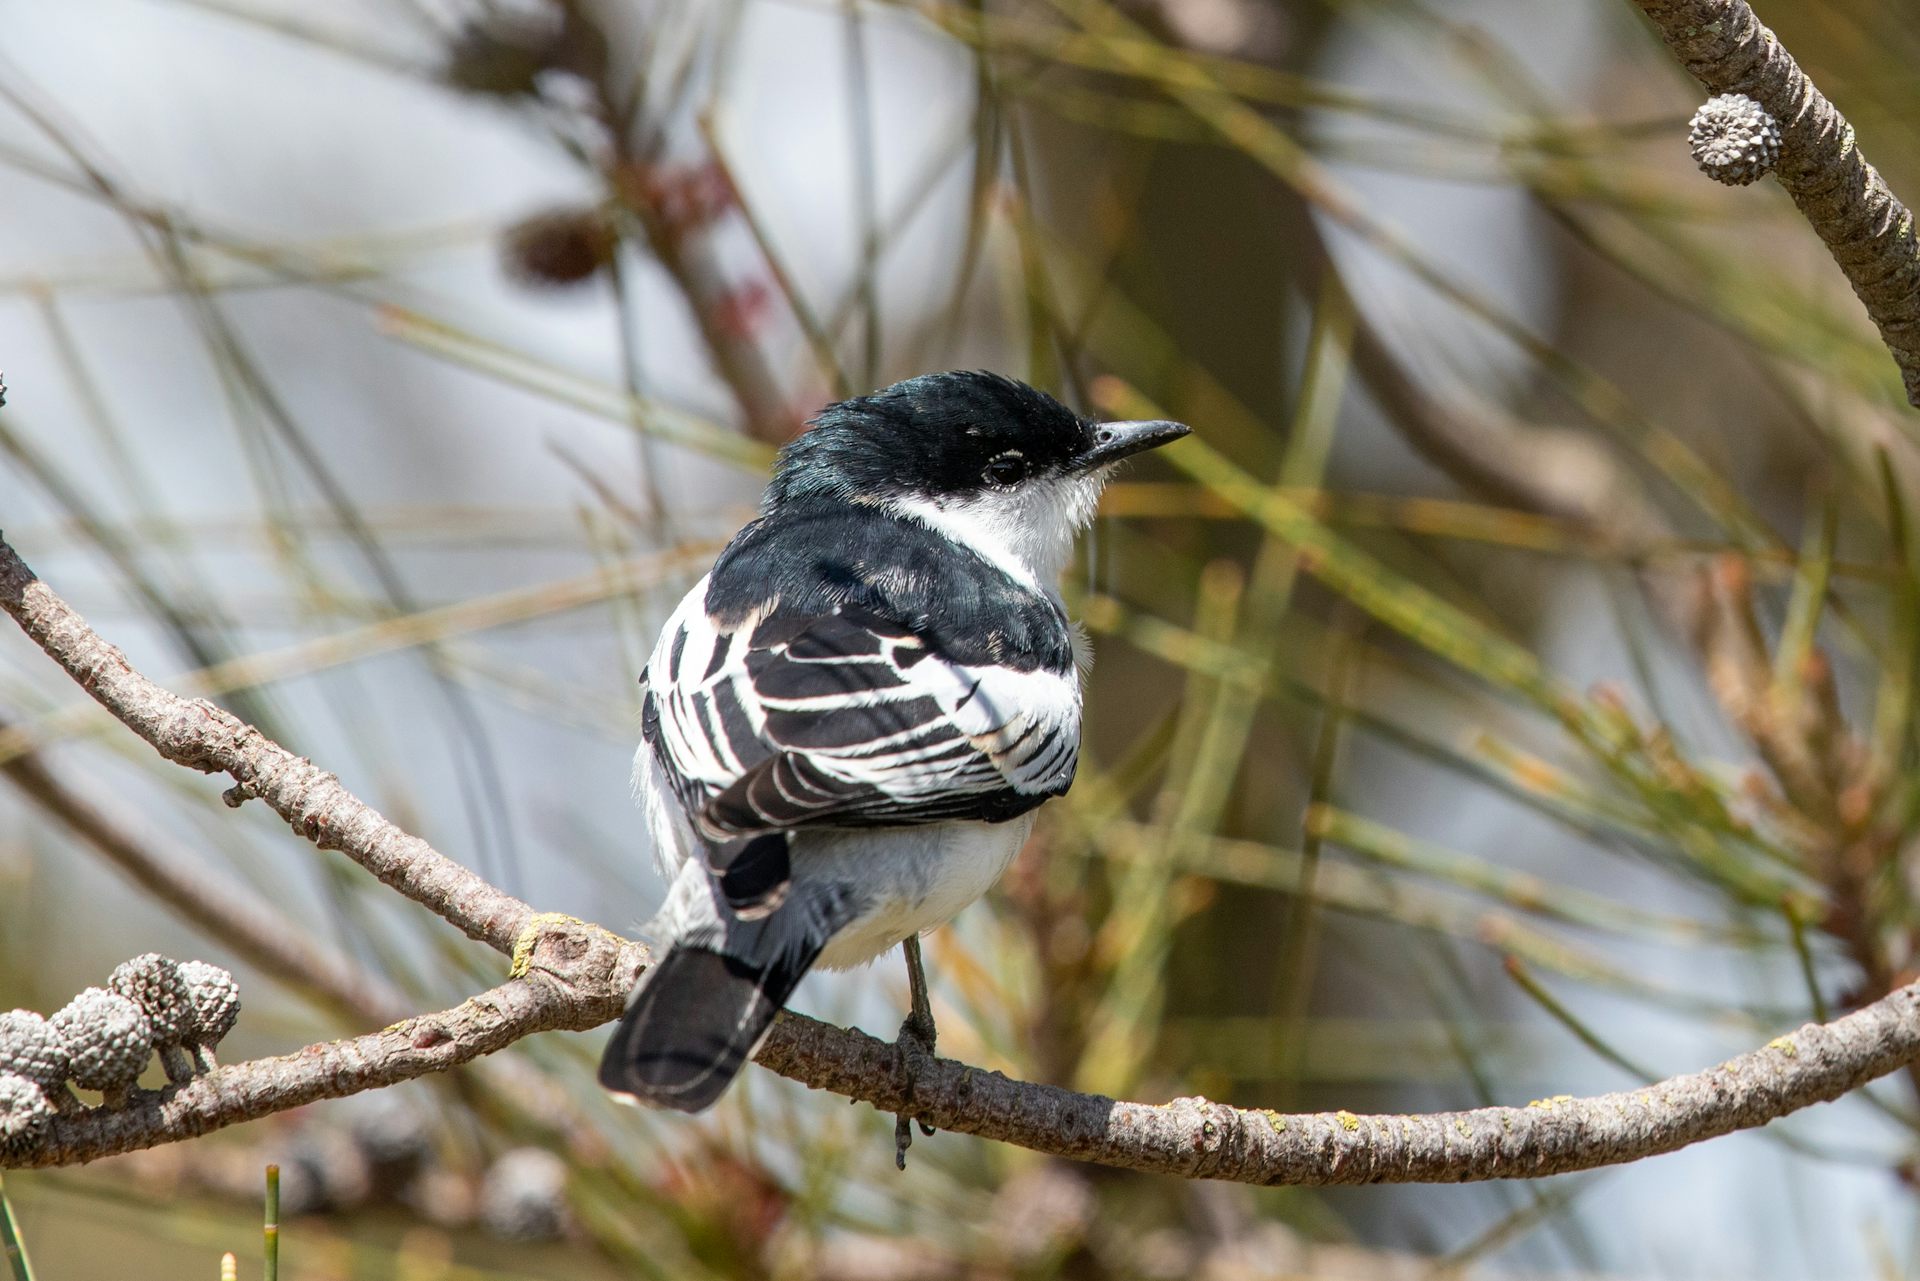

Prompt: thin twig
[{"left": 3, "top": 953, "right": 639, "bottom": 1170}]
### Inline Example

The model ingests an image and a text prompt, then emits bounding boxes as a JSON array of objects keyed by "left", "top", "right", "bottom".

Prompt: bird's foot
[{"left": 893, "top": 1002, "right": 938, "bottom": 1170}]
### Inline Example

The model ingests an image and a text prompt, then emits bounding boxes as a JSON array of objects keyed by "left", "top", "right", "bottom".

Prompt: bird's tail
[{"left": 597, "top": 937, "right": 822, "bottom": 1113}]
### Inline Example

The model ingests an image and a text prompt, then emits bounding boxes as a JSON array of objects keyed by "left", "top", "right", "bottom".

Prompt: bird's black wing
[{"left": 644, "top": 592, "right": 1081, "bottom": 845}]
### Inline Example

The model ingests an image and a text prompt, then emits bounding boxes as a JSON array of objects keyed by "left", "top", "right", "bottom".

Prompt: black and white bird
[{"left": 597, "top": 370, "right": 1189, "bottom": 1118}]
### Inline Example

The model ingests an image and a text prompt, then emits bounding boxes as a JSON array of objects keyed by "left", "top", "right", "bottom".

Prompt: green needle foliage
[
  {"left": 5, "top": 0, "right": 1920, "bottom": 1276},
  {"left": 0, "top": 1175, "right": 33, "bottom": 1281}
]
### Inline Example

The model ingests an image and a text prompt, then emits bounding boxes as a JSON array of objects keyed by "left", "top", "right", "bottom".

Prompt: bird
[{"left": 597, "top": 370, "right": 1190, "bottom": 1137}]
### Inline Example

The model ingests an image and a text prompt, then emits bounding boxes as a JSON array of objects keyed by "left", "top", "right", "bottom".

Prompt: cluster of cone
[{"left": 0, "top": 953, "right": 239, "bottom": 1159}]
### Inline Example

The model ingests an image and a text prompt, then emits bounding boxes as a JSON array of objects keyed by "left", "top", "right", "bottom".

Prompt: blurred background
[{"left": 2, "top": 0, "right": 1918, "bottom": 1276}]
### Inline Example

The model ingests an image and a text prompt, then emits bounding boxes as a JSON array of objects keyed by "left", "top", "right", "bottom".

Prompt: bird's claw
[
  {"left": 893, "top": 1004, "right": 938, "bottom": 1170},
  {"left": 893, "top": 933, "right": 943, "bottom": 1169}
]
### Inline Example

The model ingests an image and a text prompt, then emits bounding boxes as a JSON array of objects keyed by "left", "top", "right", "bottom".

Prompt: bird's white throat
[{"left": 889, "top": 469, "right": 1109, "bottom": 592}]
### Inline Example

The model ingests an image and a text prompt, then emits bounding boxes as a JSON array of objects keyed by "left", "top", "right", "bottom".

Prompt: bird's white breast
[{"left": 806, "top": 815, "right": 1037, "bottom": 970}]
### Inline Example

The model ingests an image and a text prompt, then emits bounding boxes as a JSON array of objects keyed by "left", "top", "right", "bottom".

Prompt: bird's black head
[
  {"left": 763, "top": 371, "right": 1189, "bottom": 589},
  {"left": 766, "top": 370, "right": 1187, "bottom": 508}
]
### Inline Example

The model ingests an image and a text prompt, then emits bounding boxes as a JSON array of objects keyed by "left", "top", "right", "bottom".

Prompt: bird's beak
[{"left": 1076, "top": 419, "right": 1191, "bottom": 470}]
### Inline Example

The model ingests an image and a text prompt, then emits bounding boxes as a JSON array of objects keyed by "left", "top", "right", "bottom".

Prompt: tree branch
[
  {"left": 1630, "top": 0, "right": 1920, "bottom": 406},
  {"left": 0, "top": 541, "right": 534, "bottom": 954},
  {"left": 765, "top": 986, "right": 1920, "bottom": 1184},
  {"left": 4, "top": 945, "right": 637, "bottom": 1170},
  {"left": 0, "top": 734, "right": 408, "bottom": 1029},
  {"left": 4, "top": 530, "right": 1918, "bottom": 1182}
]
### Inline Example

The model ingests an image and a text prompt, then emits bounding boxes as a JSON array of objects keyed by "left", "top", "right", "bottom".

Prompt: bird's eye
[{"left": 983, "top": 453, "right": 1026, "bottom": 487}]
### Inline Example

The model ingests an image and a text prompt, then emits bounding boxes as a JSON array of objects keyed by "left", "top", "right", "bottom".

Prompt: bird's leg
[
  {"left": 893, "top": 935, "right": 938, "bottom": 1169},
  {"left": 901, "top": 933, "right": 937, "bottom": 1051}
]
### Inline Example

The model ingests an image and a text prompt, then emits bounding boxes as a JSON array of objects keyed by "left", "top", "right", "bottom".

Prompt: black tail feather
[
  {"left": 710, "top": 832, "right": 793, "bottom": 918},
  {"left": 597, "top": 942, "right": 819, "bottom": 1112}
]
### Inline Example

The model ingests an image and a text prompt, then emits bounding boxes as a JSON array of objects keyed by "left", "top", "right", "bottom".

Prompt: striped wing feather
[{"left": 643, "top": 577, "right": 1080, "bottom": 842}]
